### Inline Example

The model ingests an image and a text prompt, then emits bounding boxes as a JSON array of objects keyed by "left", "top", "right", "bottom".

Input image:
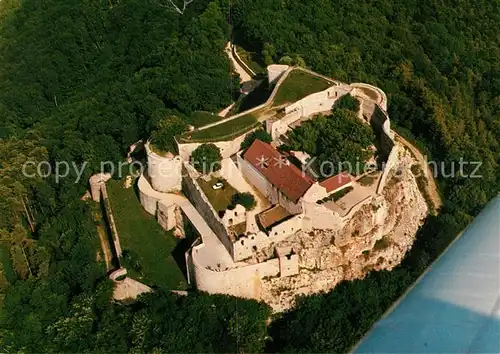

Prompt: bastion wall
[
  {"left": 351, "top": 82, "right": 388, "bottom": 111},
  {"left": 357, "top": 99, "right": 397, "bottom": 194},
  {"left": 267, "top": 84, "right": 351, "bottom": 140},
  {"left": 137, "top": 172, "right": 186, "bottom": 238},
  {"left": 176, "top": 128, "right": 255, "bottom": 161},
  {"left": 231, "top": 44, "right": 256, "bottom": 77},
  {"left": 138, "top": 176, "right": 160, "bottom": 216},
  {"left": 267, "top": 64, "right": 289, "bottom": 85},
  {"left": 100, "top": 183, "right": 123, "bottom": 257},
  {"left": 145, "top": 142, "right": 183, "bottom": 193},
  {"left": 181, "top": 163, "right": 235, "bottom": 258},
  {"left": 284, "top": 85, "right": 350, "bottom": 117},
  {"left": 302, "top": 201, "right": 344, "bottom": 232},
  {"left": 188, "top": 243, "right": 281, "bottom": 299}
]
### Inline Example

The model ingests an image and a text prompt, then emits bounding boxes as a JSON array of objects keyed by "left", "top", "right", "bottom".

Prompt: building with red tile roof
[
  {"left": 243, "top": 139, "right": 314, "bottom": 203},
  {"left": 319, "top": 172, "right": 353, "bottom": 193}
]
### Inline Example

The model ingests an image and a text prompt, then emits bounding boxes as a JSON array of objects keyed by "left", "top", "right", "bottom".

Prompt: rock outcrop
[{"left": 259, "top": 147, "right": 428, "bottom": 311}]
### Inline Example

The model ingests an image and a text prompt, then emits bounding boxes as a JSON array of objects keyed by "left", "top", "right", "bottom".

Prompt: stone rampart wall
[
  {"left": 341, "top": 195, "right": 374, "bottom": 220},
  {"left": 177, "top": 128, "right": 254, "bottom": 161},
  {"left": 351, "top": 82, "right": 388, "bottom": 110},
  {"left": 268, "top": 214, "right": 304, "bottom": 239},
  {"left": 189, "top": 243, "right": 280, "bottom": 299},
  {"left": 269, "top": 85, "right": 351, "bottom": 140},
  {"left": 100, "top": 183, "right": 123, "bottom": 257},
  {"left": 231, "top": 44, "right": 256, "bottom": 77},
  {"left": 302, "top": 201, "right": 344, "bottom": 232},
  {"left": 363, "top": 104, "right": 397, "bottom": 194},
  {"left": 352, "top": 88, "right": 396, "bottom": 195},
  {"left": 146, "top": 142, "right": 183, "bottom": 193},
  {"left": 181, "top": 163, "right": 234, "bottom": 258},
  {"left": 376, "top": 145, "right": 400, "bottom": 195},
  {"left": 284, "top": 86, "right": 344, "bottom": 117},
  {"left": 138, "top": 176, "right": 160, "bottom": 216},
  {"left": 157, "top": 202, "right": 185, "bottom": 237}
]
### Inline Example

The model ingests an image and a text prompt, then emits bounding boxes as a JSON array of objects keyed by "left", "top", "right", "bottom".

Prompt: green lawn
[
  {"left": 179, "top": 114, "right": 259, "bottom": 143},
  {"left": 186, "top": 110, "right": 225, "bottom": 128},
  {"left": 273, "top": 70, "right": 332, "bottom": 105},
  {"left": 197, "top": 177, "right": 238, "bottom": 213},
  {"left": 106, "top": 180, "right": 187, "bottom": 290}
]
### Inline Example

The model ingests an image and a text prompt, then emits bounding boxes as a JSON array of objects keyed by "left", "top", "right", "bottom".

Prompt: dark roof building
[{"left": 243, "top": 139, "right": 314, "bottom": 203}]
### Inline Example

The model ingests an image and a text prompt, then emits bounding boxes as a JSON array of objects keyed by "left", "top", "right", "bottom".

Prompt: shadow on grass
[{"left": 235, "top": 80, "right": 272, "bottom": 113}]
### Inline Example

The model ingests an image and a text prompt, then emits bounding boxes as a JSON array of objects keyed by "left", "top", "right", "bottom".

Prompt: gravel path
[{"left": 395, "top": 133, "right": 443, "bottom": 212}]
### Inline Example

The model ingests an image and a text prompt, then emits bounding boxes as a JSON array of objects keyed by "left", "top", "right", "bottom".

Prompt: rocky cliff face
[{"left": 260, "top": 148, "right": 428, "bottom": 311}]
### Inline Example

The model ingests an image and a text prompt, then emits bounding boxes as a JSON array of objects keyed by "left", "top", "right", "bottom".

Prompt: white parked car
[{"left": 212, "top": 182, "right": 224, "bottom": 190}]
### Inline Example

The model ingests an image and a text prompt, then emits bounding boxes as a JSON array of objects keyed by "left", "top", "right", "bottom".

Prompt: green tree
[
  {"left": 190, "top": 143, "right": 222, "bottom": 174},
  {"left": 285, "top": 110, "right": 374, "bottom": 176},
  {"left": 150, "top": 115, "right": 187, "bottom": 153},
  {"left": 279, "top": 55, "right": 293, "bottom": 65},
  {"left": 240, "top": 129, "right": 272, "bottom": 150},
  {"left": 262, "top": 43, "right": 276, "bottom": 65},
  {"left": 230, "top": 192, "right": 256, "bottom": 210},
  {"left": 45, "top": 294, "right": 96, "bottom": 352},
  {"left": 335, "top": 94, "right": 360, "bottom": 113},
  {"left": 293, "top": 55, "right": 306, "bottom": 68}
]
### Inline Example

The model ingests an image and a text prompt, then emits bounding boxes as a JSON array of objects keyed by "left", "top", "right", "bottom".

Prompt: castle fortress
[{"left": 137, "top": 65, "right": 400, "bottom": 306}]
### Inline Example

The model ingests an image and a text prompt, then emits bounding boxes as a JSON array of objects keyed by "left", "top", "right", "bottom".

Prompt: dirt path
[
  {"left": 395, "top": 133, "right": 443, "bottom": 211},
  {"left": 225, "top": 42, "right": 253, "bottom": 83},
  {"left": 218, "top": 102, "right": 235, "bottom": 117}
]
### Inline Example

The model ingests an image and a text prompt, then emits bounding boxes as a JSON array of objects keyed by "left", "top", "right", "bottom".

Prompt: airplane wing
[{"left": 353, "top": 196, "right": 500, "bottom": 353}]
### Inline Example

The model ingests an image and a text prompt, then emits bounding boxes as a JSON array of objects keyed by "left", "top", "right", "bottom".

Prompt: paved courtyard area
[{"left": 324, "top": 174, "right": 380, "bottom": 217}]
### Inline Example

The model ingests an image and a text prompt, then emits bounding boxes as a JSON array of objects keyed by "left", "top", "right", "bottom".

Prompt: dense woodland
[{"left": 0, "top": 0, "right": 499, "bottom": 352}]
